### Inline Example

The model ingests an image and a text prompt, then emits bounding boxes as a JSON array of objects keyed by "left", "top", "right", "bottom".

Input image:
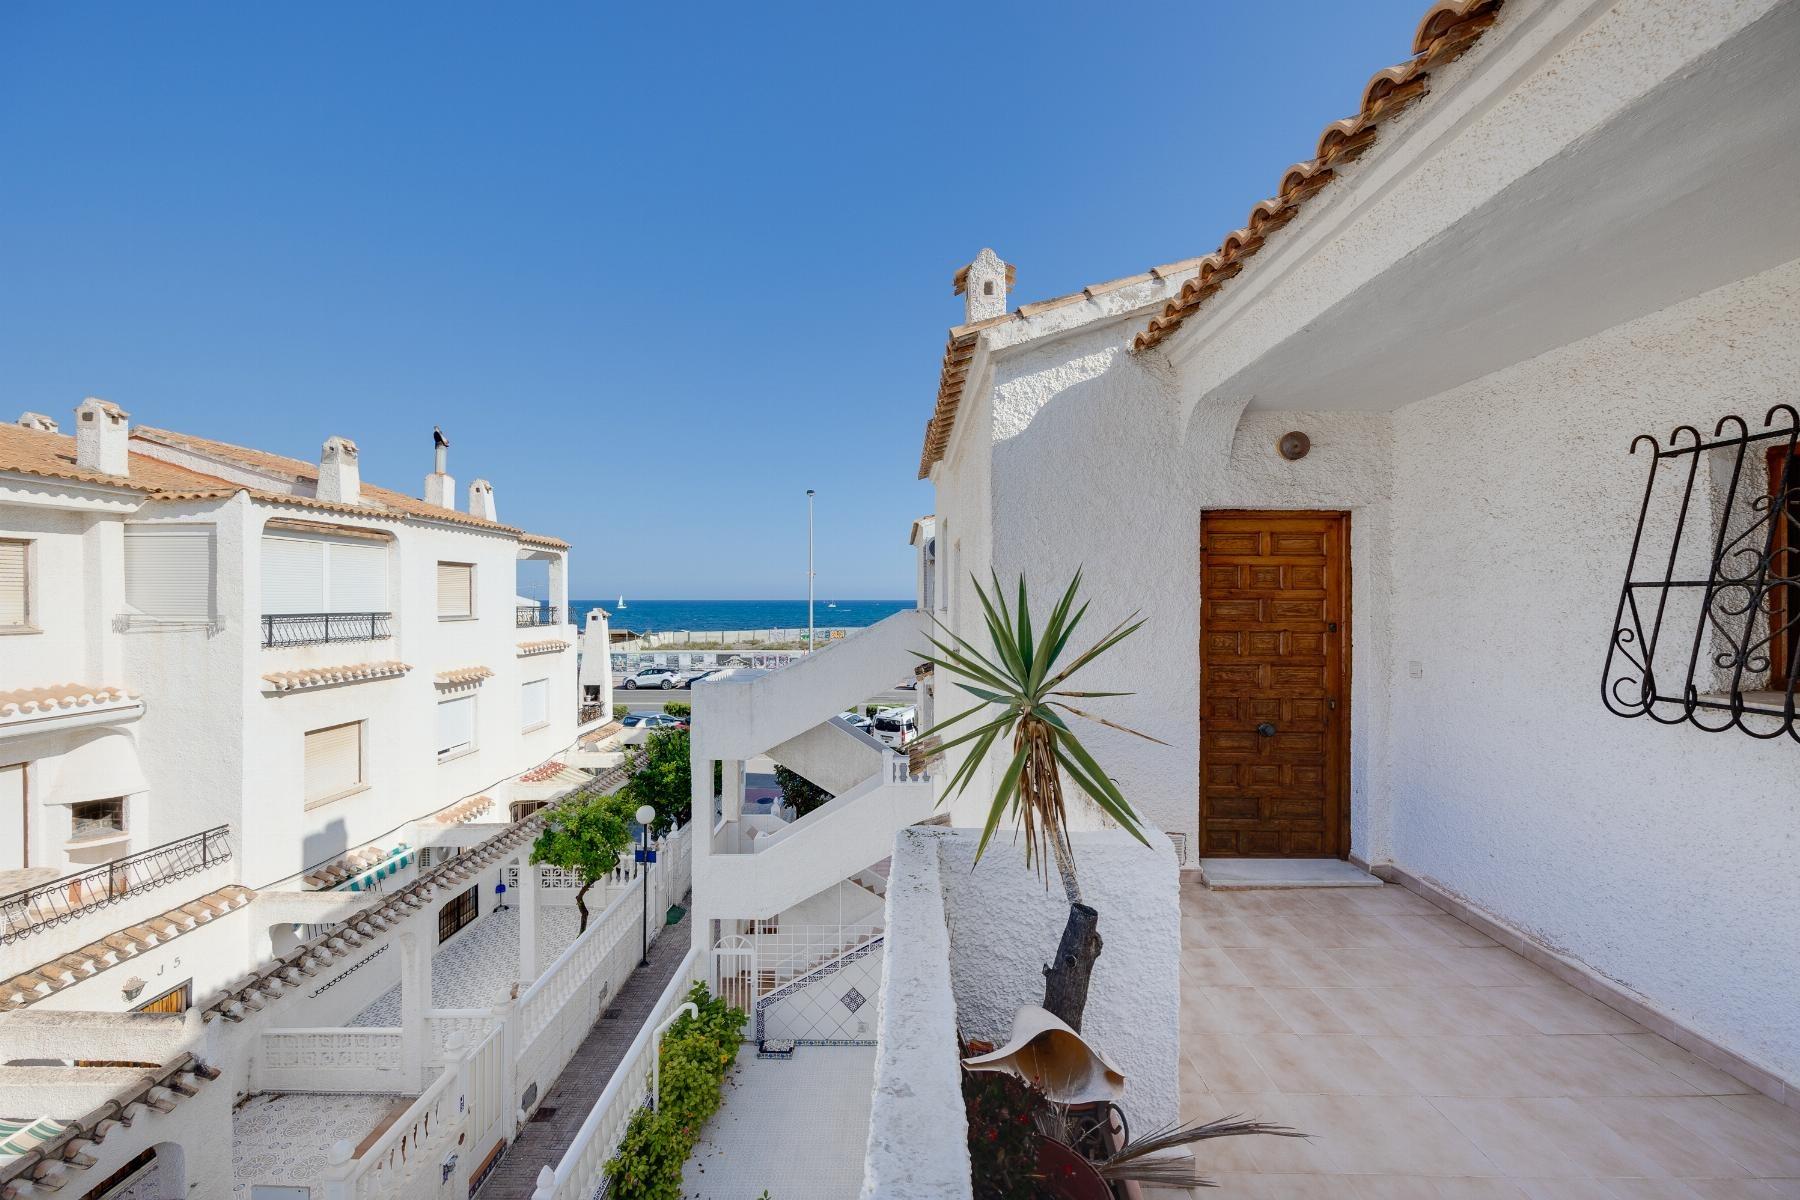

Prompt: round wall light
[{"left": 1278, "top": 431, "right": 1312, "bottom": 461}]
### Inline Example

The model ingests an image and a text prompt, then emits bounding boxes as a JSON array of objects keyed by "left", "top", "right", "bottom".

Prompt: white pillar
[
  {"left": 399, "top": 929, "right": 433, "bottom": 1089},
  {"left": 721, "top": 759, "right": 744, "bottom": 823},
  {"left": 518, "top": 858, "right": 539, "bottom": 984}
]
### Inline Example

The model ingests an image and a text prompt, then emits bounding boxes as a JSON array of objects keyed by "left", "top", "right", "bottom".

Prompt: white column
[
  {"left": 518, "top": 858, "right": 539, "bottom": 984},
  {"left": 399, "top": 929, "right": 433, "bottom": 1089},
  {"left": 721, "top": 759, "right": 744, "bottom": 823}
]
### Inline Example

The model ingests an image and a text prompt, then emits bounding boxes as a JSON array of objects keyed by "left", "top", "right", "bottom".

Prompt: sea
[{"left": 569, "top": 599, "right": 912, "bottom": 634}]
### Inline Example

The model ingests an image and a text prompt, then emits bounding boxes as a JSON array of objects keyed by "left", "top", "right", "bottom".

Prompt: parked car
[
  {"left": 621, "top": 666, "right": 684, "bottom": 690},
  {"left": 870, "top": 705, "right": 917, "bottom": 749},
  {"left": 839, "top": 711, "right": 874, "bottom": 733}
]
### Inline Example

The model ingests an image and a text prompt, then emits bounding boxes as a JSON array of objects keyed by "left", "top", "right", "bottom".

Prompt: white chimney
[
  {"left": 17, "top": 412, "right": 59, "bottom": 433},
  {"left": 467, "top": 478, "right": 496, "bottom": 522},
  {"left": 318, "top": 436, "right": 362, "bottom": 505},
  {"left": 954, "top": 248, "right": 1013, "bottom": 324},
  {"left": 74, "top": 397, "right": 130, "bottom": 476},
  {"left": 425, "top": 426, "right": 455, "bottom": 510}
]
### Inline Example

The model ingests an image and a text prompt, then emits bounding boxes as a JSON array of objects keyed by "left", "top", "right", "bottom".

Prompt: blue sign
[{"left": 634, "top": 849, "right": 657, "bottom": 864}]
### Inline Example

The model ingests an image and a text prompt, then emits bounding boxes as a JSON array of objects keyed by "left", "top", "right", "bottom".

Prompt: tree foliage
[
  {"left": 530, "top": 790, "right": 633, "bottom": 933},
  {"left": 620, "top": 727, "right": 693, "bottom": 835},
  {"left": 772, "top": 764, "right": 831, "bottom": 818}
]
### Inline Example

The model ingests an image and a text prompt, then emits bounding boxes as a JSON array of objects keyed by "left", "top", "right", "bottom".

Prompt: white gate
[{"left": 710, "top": 934, "right": 756, "bottom": 1018}]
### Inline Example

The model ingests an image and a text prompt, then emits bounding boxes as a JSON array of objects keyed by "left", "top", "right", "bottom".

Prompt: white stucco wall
[
  {"left": 935, "top": 826, "right": 1180, "bottom": 1130},
  {"left": 1386, "top": 257, "right": 1800, "bottom": 1085}
]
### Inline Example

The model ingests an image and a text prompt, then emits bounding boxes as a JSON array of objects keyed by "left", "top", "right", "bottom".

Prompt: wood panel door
[{"left": 1199, "top": 511, "right": 1349, "bottom": 857}]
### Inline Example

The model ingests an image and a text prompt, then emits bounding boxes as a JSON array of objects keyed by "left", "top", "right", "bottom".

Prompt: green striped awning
[{"left": 0, "top": 1116, "right": 67, "bottom": 1158}]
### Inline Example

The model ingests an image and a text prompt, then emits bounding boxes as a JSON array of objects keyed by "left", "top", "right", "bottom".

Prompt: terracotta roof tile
[
  {"left": 916, "top": 0, "right": 1503, "bottom": 478},
  {"left": 433, "top": 795, "right": 495, "bottom": 824},
  {"left": 435, "top": 665, "right": 495, "bottom": 686},
  {"left": 1130, "top": 0, "right": 1501, "bottom": 356},
  {"left": 516, "top": 639, "right": 570, "bottom": 656},
  {"left": 0, "top": 684, "right": 140, "bottom": 719},
  {"left": 262, "top": 661, "right": 410, "bottom": 692}
]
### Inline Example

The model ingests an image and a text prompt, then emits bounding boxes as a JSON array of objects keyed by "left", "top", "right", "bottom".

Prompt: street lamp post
[
  {"left": 636, "top": 804, "right": 656, "bottom": 967},
  {"left": 806, "top": 489, "right": 816, "bottom": 654}
]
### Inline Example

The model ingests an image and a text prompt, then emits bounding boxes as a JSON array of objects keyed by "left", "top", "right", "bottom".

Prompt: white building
[{"left": 1, "top": 400, "right": 578, "bottom": 895}]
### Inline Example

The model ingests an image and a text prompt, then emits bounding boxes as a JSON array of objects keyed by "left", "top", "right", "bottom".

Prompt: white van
[{"left": 870, "top": 705, "right": 917, "bottom": 749}]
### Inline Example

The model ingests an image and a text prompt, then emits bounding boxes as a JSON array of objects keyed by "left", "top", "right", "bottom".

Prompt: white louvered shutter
[
  {"left": 262, "top": 537, "right": 324, "bottom": 614},
  {"left": 437, "top": 696, "right": 476, "bottom": 757},
  {"left": 304, "top": 722, "right": 363, "bottom": 803},
  {"left": 124, "top": 526, "right": 215, "bottom": 621},
  {"left": 328, "top": 541, "right": 388, "bottom": 612},
  {"left": 0, "top": 541, "right": 27, "bottom": 627},
  {"left": 521, "top": 678, "right": 548, "bottom": 729},
  {"left": 436, "top": 563, "right": 473, "bottom": 618}
]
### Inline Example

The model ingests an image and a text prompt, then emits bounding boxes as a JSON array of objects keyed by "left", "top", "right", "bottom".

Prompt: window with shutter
[
  {"left": 304, "top": 721, "right": 364, "bottom": 805},
  {"left": 437, "top": 562, "right": 474, "bottom": 619},
  {"left": 329, "top": 542, "right": 388, "bottom": 612},
  {"left": 0, "top": 540, "right": 27, "bottom": 628},
  {"left": 521, "top": 678, "right": 549, "bottom": 730},
  {"left": 124, "top": 525, "right": 215, "bottom": 623},
  {"left": 261, "top": 537, "right": 324, "bottom": 614},
  {"left": 437, "top": 695, "right": 476, "bottom": 759}
]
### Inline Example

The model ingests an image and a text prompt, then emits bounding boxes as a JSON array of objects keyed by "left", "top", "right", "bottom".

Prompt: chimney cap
[
  {"left": 17, "top": 412, "right": 59, "bottom": 433},
  {"left": 77, "top": 397, "right": 129, "bottom": 421},
  {"left": 952, "top": 250, "right": 1015, "bottom": 296}
]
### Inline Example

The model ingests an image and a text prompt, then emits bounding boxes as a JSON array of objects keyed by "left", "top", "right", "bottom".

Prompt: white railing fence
[
  {"left": 529, "top": 947, "right": 707, "bottom": 1200},
  {"left": 252, "top": 1026, "right": 409, "bottom": 1093},
  {"left": 743, "top": 923, "right": 883, "bottom": 996},
  {"left": 514, "top": 822, "right": 693, "bottom": 1125},
  {"left": 320, "top": 1056, "right": 462, "bottom": 1200}
]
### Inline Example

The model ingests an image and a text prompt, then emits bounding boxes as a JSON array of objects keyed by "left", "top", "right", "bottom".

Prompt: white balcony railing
[
  {"left": 528, "top": 946, "right": 706, "bottom": 1200},
  {"left": 253, "top": 1026, "right": 408, "bottom": 1093}
]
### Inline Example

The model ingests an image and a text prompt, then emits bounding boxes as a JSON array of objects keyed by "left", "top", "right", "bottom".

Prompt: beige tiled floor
[{"left": 1162, "top": 881, "right": 1800, "bottom": 1199}]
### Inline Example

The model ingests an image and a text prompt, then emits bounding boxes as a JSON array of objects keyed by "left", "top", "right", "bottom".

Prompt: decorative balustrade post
[
  {"left": 399, "top": 930, "right": 433, "bottom": 1091},
  {"left": 518, "top": 858, "right": 540, "bottom": 984},
  {"left": 319, "top": 1140, "right": 356, "bottom": 1199},
  {"left": 533, "top": 1165, "right": 557, "bottom": 1200}
]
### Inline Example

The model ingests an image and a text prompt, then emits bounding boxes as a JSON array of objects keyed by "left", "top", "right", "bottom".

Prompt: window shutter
[
  {"left": 124, "top": 526, "right": 215, "bottom": 621},
  {"left": 521, "top": 678, "right": 548, "bottom": 729},
  {"left": 328, "top": 542, "right": 389, "bottom": 612},
  {"left": 437, "top": 562, "right": 473, "bottom": 618},
  {"left": 437, "top": 695, "right": 476, "bottom": 757},
  {"left": 304, "top": 722, "right": 363, "bottom": 803},
  {"left": 0, "top": 541, "right": 26, "bottom": 626},
  {"left": 261, "top": 536, "right": 324, "bottom": 614}
]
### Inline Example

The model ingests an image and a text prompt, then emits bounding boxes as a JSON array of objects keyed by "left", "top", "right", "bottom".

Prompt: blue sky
[{"left": 1, "top": 2, "right": 1425, "bottom": 598}]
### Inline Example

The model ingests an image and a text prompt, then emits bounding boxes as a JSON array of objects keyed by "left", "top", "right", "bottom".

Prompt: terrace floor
[
  {"left": 351, "top": 904, "right": 581, "bottom": 1024},
  {"left": 1159, "top": 881, "right": 1800, "bottom": 1198},
  {"left": 682, "top": 1046, "right": 877, "bottom": 1199}
]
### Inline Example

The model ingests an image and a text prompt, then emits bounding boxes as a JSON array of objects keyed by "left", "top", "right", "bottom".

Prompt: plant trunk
[
  {"left": 575, "top": 879, "right": 592, "bottom": 934},
  {"left": 1042, "top": 902, "right": 1102, "bottom": 1032}
]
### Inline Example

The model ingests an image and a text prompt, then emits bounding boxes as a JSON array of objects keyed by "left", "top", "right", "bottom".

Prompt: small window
[
  {"left": 70, "top": 797, "right": 125, "bottom": 842},
  {"left": 436, "top": 562, "right": 474, "bottom": 619},
  {"left": 438, "top": 885, "right": 479, "bottom": 942},
  {"left": 521, "top": 678, "right": 549, "bottom": 731},
  {"left": 135, "top": 979, "right": 191, "bottom": 1014},
  {"left": 304, "top": 721, "right": 365, "bottom": 805},
  {"left": 437, "top": 695, "right": 476, "bottom": 760},
  {"left": 983, "top": 280, "right": 995, "bottom": 296},
  {"left": 124, "top": 525, "right": 216, "bottom": 622},
  {"left": 0, "top": 539, "right": 30, "bottom": 628}
]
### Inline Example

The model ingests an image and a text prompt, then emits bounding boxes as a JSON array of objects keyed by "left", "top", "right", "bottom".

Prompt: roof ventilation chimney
[
  {"left": 467, "top": 478, "right": 496, "bottom": 522},
  {"left": 953, "top": 248, "right": 1014, "bottom": 324},
  {"left": 425, "top": 425, "right": 456, "bottom": 511},
  {"left": 318, "top": 436, "right": 362, "bottom": 505},
  {"left": 74, "top": 397, "right": 130, "bottom": 477},
  {"left": 17, "top": 412, "right": 59, "bottom": 433}
]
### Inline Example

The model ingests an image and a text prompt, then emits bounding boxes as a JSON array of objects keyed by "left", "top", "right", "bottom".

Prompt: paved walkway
[
  {"left": 1161, "top": 881, "right": 1800, "bottom": 1198},
  {"left": 475, "top": 900, "right": 694, "bottom": 1199}
]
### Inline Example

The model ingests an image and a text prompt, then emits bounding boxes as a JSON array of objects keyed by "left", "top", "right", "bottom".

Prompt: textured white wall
[
  {"left": 936, "top": 826, "right": 1180, "bottom": 1130},
  {"left": 1388, "top": 257, "right": 1800, "bottom": 1084}
]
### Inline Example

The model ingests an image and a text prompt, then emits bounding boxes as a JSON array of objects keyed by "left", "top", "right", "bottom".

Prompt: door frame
[{"left": 1198, "top": 508, "right": 1353, "bottom": 859}]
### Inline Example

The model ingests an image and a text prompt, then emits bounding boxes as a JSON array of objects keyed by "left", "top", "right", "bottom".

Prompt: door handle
[{"left": 1256, "top": 723, "right": 1277, "bottom": 737}]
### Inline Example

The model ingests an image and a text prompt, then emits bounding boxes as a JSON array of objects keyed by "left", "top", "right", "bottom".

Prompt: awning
[
  {"left": 0, "top": 1116, "right": 67, "bottom": 1159},
  {"left": 43, "top": 731, "right": 150, "bottom": 805}
]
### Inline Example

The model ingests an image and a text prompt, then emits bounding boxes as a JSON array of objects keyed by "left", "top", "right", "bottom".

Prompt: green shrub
[
  {"left": 663, "top": 701, "right": 691, "bottom": 720},
  {"left": 614, "top": 704, "right": 631, "bottom": 722},
  {"left": 605, "top": 982, "right": 745, "bottom": 1200}
]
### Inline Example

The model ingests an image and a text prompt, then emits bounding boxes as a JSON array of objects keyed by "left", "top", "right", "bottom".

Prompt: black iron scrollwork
[{"left": 1602, "top": 403, "right": 1800, "bottom": 741}]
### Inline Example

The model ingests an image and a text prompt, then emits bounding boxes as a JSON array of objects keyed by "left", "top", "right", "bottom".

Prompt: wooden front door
[{"left": 1199, "top": 511, "right": 1349, "bottom": 857}]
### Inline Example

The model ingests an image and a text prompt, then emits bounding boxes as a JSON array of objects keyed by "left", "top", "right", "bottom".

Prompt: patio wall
[{"left": 1386, "top": 255, "right": 1800, "bottom": 1088}]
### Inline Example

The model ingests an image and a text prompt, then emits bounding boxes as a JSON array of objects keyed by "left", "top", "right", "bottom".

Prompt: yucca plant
[{"left": 912, "top": 570, "right": 1163, "bottom": 1029}]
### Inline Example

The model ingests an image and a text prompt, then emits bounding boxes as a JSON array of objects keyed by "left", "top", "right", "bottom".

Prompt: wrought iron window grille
[
  {"left": 262, "top": 611, "right": 392, "bottom": 647},
  {"left": 1604, "top": 404, "right": 1799, "bottom": 741}
]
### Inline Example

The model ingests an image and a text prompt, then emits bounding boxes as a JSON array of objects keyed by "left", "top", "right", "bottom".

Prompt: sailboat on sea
[{"left": 617, "top": 594, "right": 627, "bottom": 610}]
